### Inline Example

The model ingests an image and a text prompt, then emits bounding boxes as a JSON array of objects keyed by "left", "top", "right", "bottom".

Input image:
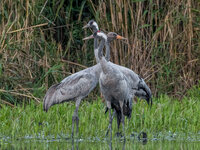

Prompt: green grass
[{"left": 0, "top": 91, "right": 199, "bottom": 141}]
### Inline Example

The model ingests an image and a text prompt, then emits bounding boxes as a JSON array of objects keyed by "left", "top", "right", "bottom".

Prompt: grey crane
[
  {"left": 43, "top": 32, "right": 125, "bottom": 139},
  {"left": 87, "top": 30, "right": 132, "bottom": 140}
]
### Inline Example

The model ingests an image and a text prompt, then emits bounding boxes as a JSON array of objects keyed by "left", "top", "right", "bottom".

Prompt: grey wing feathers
[
  {"left": 111, "top": 63, "right": 140, "bottom": 87},
  {"left": 43, "top": 73, "right": 97, "bottom": 112},
  {"left": 110, "top": 62, "right": 152, "bottom": 105},
  {"left": 43, "top": 83, "right": 60, "bottom": 112}
]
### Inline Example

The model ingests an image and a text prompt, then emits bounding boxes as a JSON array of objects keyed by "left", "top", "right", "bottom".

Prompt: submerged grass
[{"left": 0, "top": 91, "right": 199, "bottom": 141}]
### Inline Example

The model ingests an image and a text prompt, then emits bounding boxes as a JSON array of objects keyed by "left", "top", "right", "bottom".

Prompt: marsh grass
[{"left": 0, "top": 91, "right": 199, "bottom": 141}]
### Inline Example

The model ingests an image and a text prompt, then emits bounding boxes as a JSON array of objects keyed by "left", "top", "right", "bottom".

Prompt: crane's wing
[
  {"left": 43, "top": 72, "right": 97, "bottom": 112},
  {"left": 110, "top": 62, "right": 152, "bottom": 105}
]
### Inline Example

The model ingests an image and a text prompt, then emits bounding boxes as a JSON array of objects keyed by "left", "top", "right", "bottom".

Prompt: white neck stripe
[{"left": 97, "top": 32, "right": 107, "bottom": 41}]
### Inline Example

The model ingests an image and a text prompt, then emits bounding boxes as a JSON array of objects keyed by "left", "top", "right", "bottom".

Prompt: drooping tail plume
[
  {"left": 43, "top": 83, "right": 60, "bottom": 112},
  {"left": 135, "top": 77, "right": 152, "bottom": 106}
]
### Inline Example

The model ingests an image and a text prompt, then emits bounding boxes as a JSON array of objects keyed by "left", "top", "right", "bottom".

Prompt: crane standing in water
[{"left": 85, "top": 30, "right": 133, "bottom": 140}]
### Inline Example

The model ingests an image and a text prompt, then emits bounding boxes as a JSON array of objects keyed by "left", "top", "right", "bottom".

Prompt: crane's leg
[
  {"left": 72, "top": 98, "right": 81, "bottom": 139},
  {"left": 106, "top": 101, "right": 112, "bottom": 141},
  {"left": 106, "top": 110, "right": 115, "bottom": 136},
  {"left": 119, "top": 101, "right": 125, "bottom": 140},
  {"left": 109, "top": 108, "right": 112, "bottom": 141},
  {"left": 116, "top": 119, "right": 122, "bottom": 137}
]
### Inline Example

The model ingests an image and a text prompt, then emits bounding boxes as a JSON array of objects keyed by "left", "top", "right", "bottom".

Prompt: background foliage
[{"left": 0, "top": 0, "right": 199, "bottom": 105}]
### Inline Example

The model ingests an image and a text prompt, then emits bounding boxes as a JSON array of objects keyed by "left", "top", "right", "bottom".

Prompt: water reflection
[
  {"left": 71, "top": 137, "right": 126, "bottom": 150},
  {"left": 72, "top": 138, "right": 79, "bottom": 150},
  {"left": 108, "top": 139, "right": 126, "bottom": 150},
  {"left": 1, "top": 136, "right": 200, "bottom": 149}
]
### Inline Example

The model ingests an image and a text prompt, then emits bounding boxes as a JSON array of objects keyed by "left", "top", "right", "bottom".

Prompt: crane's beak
[
  {"left": 82, "top": 24, "right": 90, "bottom": 29},
  {"left": 116, "top": 35, "right": 127, "bottom": 40},
  {"left": 82, "top": 34, "right": 94, "bottom": 40}
]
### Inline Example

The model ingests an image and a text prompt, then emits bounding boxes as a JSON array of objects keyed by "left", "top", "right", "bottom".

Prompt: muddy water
[{"left": 1, "top": 138, "right": 200, "bottom": 150}]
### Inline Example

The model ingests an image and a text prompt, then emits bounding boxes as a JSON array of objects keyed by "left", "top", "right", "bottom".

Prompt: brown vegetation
[{"left": 0, "top": 0, "right": 199, "bottom": 104}]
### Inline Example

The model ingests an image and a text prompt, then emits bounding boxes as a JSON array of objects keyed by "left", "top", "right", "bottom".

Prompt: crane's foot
[{"left": 116, "top": 132, "right": 126, "bottom": 141}]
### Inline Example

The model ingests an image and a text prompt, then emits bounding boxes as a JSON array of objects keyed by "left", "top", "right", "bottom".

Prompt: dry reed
[{"left": 0, "top": 0, "right": 199, "bottom": 104}]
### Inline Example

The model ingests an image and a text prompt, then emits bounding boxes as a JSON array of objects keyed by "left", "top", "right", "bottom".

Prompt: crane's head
[
  {"left": 82, "top": 20, "right": 99, "bottom": 32},
  {"left": 107, "top": 32, "right": 127, "bottom": 42},
  {"left": 83, "top": 31, "right": 127, "bottom": 43}
]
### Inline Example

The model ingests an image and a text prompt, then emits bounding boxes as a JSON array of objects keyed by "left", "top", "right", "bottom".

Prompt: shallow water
[{"left": 1, "top": 136, "right": 200, "bottom": 150}]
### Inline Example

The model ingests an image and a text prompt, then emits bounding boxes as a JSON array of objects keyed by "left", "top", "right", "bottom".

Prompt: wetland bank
[
  {"left": 1, "top": 90, "right": 200, "bottom": 148},
  {"left": 0, "top": 0, "right": 200, "bottom": 149}
]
